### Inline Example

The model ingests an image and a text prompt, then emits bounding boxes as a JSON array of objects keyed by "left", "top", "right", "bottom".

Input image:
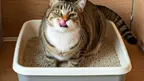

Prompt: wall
[
  {"left": 132, "top": 0, "right": 144, "bottom": 44},
  {"left": 0, "top": 0, "right": 2, "bottom": 46},
  {"left": 1, "top": 0, "right": 132, "bottom": 37},
  {"left": 1, "top": 0, "right": 50, "bottom": 37},
  {"left": 90, "top": 0, "right": 132, "bottom": 26}
]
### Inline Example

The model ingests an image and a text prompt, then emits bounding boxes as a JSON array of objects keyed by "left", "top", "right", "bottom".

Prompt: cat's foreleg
[
  {"left": 44, "top": 50, "right": 58, "bottom": 67},
  {"left": 67, "top": 52, "right": 84, "bottom": 67},
  {"left": 67, "top": 57, "right": 84, "bottom": 67},
  {"left": 46, "top": 56, "right": 58, "bottom": 67}
]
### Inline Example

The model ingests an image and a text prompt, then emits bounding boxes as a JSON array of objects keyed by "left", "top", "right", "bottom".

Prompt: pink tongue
[{"left": 59, "top": 20, "right": 67, "bottom": 27}]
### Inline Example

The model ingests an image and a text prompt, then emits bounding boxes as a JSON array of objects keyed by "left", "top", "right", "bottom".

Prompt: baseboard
[{"left": 3, "top": 37, "right": 17, "bottom": 41}]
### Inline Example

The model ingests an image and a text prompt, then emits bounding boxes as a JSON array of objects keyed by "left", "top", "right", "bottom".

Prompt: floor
[{"left": 0, "top": 41, "right": 144, "bottom": 81}]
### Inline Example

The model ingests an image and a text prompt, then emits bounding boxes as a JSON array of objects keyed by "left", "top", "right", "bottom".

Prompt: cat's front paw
[
  {"left": 67, "top": 61, "right": 78, "bottom": 67},
  {"left": 67, "top": 58, "right": 82, "bottom": 67},
  {"left": 46, "top": 57, "right": 58, "bottom": 67}
]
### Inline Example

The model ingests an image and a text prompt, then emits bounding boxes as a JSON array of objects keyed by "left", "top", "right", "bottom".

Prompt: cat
[{"left": 39, "top": 0, "right": 137, "bottom": 67}]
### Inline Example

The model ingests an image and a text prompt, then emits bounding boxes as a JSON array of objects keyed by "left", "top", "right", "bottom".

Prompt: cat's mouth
[
  {"left": 60, "top": 25, "right": 68, "bottom": 28},
  {"left": 59, "top": 20, "right": 68, "bottom": 28}
]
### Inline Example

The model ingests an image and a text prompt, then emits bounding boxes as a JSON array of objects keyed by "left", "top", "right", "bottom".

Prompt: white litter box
[{"left": 13, "top": 20, "right": 132, "bottom": 81}]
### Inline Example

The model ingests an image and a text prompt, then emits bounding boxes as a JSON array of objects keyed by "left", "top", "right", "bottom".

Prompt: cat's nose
[{"left": 59, "top": 19, "right": 68, "bottom": 28}]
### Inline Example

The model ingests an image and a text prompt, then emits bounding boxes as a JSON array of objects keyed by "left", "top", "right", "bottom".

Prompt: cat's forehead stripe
[{"left": 54, "top": 2, "right": 76, "bottom": 12}]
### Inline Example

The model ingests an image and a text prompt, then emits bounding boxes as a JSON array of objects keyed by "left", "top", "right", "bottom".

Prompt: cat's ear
[
  {"left": 74, "top": 0, "right": 87, "bottom": 11},
  {"left": 49, "top": 0, "right": 59, "bottom": 7}
]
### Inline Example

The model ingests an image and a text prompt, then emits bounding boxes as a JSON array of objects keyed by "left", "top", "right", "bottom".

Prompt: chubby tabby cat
[{"left": 39, "top": 0, "right": 137, "bottom": 67}]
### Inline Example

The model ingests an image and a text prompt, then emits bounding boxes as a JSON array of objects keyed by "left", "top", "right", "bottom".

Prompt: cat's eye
[
  {"left": 69, "top": 13, "right": 77, "bottom": 18},
  {"left": 52, "top": 10, "right": 62, "bottom": 17}
]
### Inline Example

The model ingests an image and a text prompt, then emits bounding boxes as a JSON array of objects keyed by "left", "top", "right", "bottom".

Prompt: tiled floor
[{"left": 0, "top": 41, "right": 143, "bottom": 81}]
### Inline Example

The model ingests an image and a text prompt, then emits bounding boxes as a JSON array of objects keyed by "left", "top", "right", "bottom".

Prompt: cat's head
[{"left": 46, "top": 0, "right": 87, "bottom": 32}]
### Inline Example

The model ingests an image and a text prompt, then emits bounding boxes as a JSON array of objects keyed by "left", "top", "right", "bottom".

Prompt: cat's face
[{"left": 47, "top": 0, "right": 87, "bottom": 32}]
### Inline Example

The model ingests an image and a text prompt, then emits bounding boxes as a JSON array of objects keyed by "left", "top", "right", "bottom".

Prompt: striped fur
[
  {"left": 97, "top": 5, "right": 137, "bottom": 44},
  {"left": 39, "top": 0, "right": 137, "bottom": 67}
]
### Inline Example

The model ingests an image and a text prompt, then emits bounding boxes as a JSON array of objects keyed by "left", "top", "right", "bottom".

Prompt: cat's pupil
[{"left": 70, "top": 13, "right": 76, "bottom": 17}]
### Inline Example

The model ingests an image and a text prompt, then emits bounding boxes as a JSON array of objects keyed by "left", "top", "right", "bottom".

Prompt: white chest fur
[{"left": 45, "top": 27, "right": 80, "bottom": 53}]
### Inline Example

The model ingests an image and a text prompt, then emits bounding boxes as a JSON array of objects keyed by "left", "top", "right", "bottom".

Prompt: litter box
[{"left": 13, "top": 20, "right": 132, "bottom": 81}]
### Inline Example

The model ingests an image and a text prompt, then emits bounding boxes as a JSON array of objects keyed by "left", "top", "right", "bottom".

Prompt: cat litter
[{"left": 22, "top": 37, "right": 120, "bottom": 67}]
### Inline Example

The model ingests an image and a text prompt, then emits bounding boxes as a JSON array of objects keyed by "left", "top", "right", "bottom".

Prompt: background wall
[
  {"left": 1, "top": 0, "right": 50, "bottom": 37},
  {"left": 132, "top": 0, "right": 144, "bottom": 44},
  {"left": 1, "top": 0, "right": 132, "bottom": 37},
  {"left": 0, "top": 0, "right": 2, "bottom": 46}
]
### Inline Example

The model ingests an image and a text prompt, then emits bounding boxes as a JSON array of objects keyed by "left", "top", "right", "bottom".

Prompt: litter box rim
[{"left": 12, "top": 20, "right": 132, "bottom": 76}]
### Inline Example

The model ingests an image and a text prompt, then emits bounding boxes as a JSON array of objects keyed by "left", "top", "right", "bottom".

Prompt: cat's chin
[{"left": 55, "top": 27, "right": 67, "bottom": 32}]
